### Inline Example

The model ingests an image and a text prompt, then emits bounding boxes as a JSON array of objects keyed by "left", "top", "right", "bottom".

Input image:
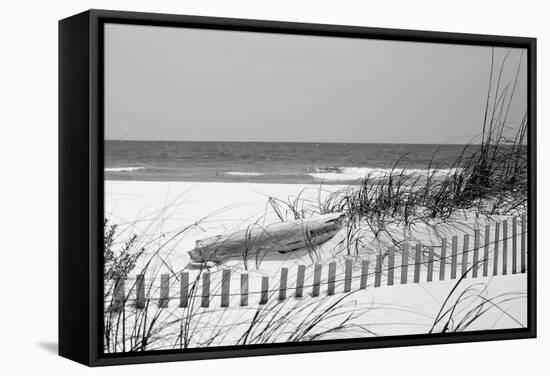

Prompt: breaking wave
[
  {"left": 105, "top": 166, "right": 145, "bottom": 172},
  {"left": 225, "top": 171, "right": 265, "bottom": 176},
  {"left": 308, "top": 167, "right": 462, "bottom": 181}
]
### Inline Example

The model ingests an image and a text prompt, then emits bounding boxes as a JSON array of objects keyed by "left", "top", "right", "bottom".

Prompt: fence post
[
  {"left": 136, "top": 274, "right": 145, "bottom": 309},
  {"left": 328, "top": 262, "right": 336, "bottom": 295},
  {"left": 159, "top": 274, "right": 169, "bottom": 308},
  {"left": 312, "top": 264, "right": 322, "bottom": 297},
  {"left": 221, "top": 269, "right": 231, "bottom": 307},
  {"left": 493, "top": 222, "right": 500, "bottom": 276},
  {"left": 521, "top": 214, "right": 527, "bottom": 273},
  {"left": 502, "top": 220, "right": 508, "bottom": 275},
  {"left": 279, "top": 268, "right": 288, "bottom": 301},
  {"left": 374, "top": 254, "right": 382, "bottom": 287},
  {"left": 387, "top": 248, "right": 395, "bottom": 286},
  {"left": 296, "top": 265, "right": 306, "bottom": 298},
  {"left": 240, "top": 273, "right": 248, "bottom": 306},
  {"left": 427, "top": 247, "right": 434, "bottom": 282},
  {"left": 483, "top": 225, "right": 490, "bottom": 277},
  {"left": 413, "top": 244, "right": 422, "bottom": 283},
  {"left": 439, "top": 238, "right": 447, "bottom": 281},
  {"left": 344, "top": 259, "right": 353, "bottom": 292},
  {"left": 112, "top": 279, "right": 125, "bottom": 312},
  {"left": 512, "top": 217, "right": 518, "bottom": 274},
  {"left": 260, "top": 276, "right": 269, "bottom": 305},
  {"left": 179, "top": 272, "right": 189, "bottom": 308},
  {"left": 360, "top": 259, "right": 369, "bottom": 289},
  {"left": 401, "top": 244, "right": 409, "bottom": 284},
  {"left": 451, "top": 235, "right": 458, "bottom": 279},
  {"left": 201, "top": 272, "right": 210, "bottom": 308},
  {"left": 461, "top": 234, "right": 470, "bottom": 278}
]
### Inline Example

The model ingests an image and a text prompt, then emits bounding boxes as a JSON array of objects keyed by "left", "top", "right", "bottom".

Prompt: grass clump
[{"left": 316, "top": 48, "right": 527, "bottom": 228}]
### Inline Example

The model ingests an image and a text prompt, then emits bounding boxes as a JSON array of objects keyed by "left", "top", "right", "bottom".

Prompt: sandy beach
[
  {"left": 104, "top": 179, "right": 527, "bottom": 350},
  {"left": 105, "top": 180, "right": 346, "bottom": 269}
]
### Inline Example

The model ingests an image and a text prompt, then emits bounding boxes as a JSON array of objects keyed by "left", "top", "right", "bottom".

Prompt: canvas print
[{"left": 103, "top": 24, "right": 529, "bottom": 353}]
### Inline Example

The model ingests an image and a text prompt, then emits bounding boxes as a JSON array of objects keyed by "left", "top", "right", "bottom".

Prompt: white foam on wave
[
  {"left": 225, "top": 171, "right": 265, "bottom": 176},
  {"left": 105, "top": 166, "right": 145, "bottom": 172},
  {"left": 309, "top": 167, "right": 462, "bottom": 181}
]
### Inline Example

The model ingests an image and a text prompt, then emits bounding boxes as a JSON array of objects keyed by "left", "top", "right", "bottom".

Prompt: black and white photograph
[
  {"left": 3, "top": 0, "right": 548, "bottom": 373},
  {"left": 103, "top": 23, "right": 530, "bottom": 353}
]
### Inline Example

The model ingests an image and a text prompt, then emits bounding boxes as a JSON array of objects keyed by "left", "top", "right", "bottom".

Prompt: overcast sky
[{"left": 104, "top": 23, "right": 527, "bottom": 144}]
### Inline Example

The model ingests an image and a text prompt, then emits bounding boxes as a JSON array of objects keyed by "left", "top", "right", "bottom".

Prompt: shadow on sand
[{"left": 37, "top": 341, "right": 58, "bottom": 355}]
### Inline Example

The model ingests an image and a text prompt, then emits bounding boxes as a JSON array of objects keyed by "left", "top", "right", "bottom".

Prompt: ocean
[{"left": 104, "top": 141, "right": 479, "bottom": 184}]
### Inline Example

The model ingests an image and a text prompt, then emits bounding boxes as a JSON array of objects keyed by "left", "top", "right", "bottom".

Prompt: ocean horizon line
[{"left": 105, "top": 139, "right": 480, "bottom": 146}]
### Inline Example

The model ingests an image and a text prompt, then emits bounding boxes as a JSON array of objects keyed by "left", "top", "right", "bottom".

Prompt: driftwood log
[{"left": 188, "top": 213, "right": 345, "bottom": 264}]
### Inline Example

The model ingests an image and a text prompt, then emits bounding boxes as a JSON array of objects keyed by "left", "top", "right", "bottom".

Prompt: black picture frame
[{"left": 59, "top": 9, "right": 537, "bottom": 367}]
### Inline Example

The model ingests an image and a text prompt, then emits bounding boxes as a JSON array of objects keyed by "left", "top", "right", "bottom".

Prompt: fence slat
[
  {"left": 201, "top": 272, "right": 210, "bottom": 308},
  {"left": 179, "top": 272, "right": 189, "bottom": 308},
  {"left": 328, "top": 262, "right": 336, "bottom": 295},
  {"left": 473, "top": 229, "right": 480, "bottom": 277},
  {"left": 374, "top": 254, "right": 383, "bottom": 287},
  {"left": 512, "top": 217, "right": 518, "bottom": 274},
  {"left": 472, "top": 229, "right": 480, "bottom": 278},
  {"left": 279, "top": 267, "right": 288, "bottom": 301},
  {"left": 240, "top": 273, "right": 248, "bottom": 306},
  {"left": 401, "top": 244, "right": 409, "bottom": 284},
  {"left": 413, "top": 244, "right": 422, "bottom": 283},
  {"left": 295, "top": 265, "right": 306, "bottom": 298},
  {"left": 461, "top": 234, "right": 469, "bottom": 278},
  {"left": 312, "top": 264, "right": 322, "bottom": 297},
  {"left": 427, "top": 247, "right": 434, "bottom": 282},
  {"left": 112, "top": 279, "right": 125, "bottom": 312},
  {"left": 221, "top": 269, "right": 231, "bottom": 307},
  {"left": 439, "top": 238, "right": 447, "bottom": 281},
  {"left": 260, "top": 276, "right": 269, "bottom": 305},
  {"left": 483, "top": 225, "right": 490, "bottom": 277},
  {"left": 136, "top": 274, "right": 145, "bottom": 309},
  {"left": 387, "top": 248, "right": 395, "bottom": 286},
  {"left": 493, "top": 222, "right": 500, "bottom": 276},
  {"left": 451, "top": 235, "right": 458, "bottom": 279},
  {"left": 502, "top": 220, "right": 508, "bottom": 275},
  {"left": 159, "top": 274, "right": 169, "bottom": 308},
  {"left": 521, "top": 214, "right": 527, "bottom": 273},
  {"left": 360, "top": 259, "right": 369, "bottom": 289},
  {"left": 344, "top": 259, "right": 353, "bottom": 292}
]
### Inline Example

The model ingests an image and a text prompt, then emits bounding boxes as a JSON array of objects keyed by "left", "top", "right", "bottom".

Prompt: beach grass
[{"left": 103, "top": 221, "right": 376, "bottom": 352}]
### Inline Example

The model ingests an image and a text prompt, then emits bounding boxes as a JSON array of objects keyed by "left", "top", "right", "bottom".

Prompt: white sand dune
[{"left": 104, "top": 180, "right": 528, "bottom": 351}]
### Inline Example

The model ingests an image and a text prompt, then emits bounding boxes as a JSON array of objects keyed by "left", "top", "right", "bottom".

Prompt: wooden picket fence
[{"left": 108, "top": 215, "right": 528, "bottom": 311}]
